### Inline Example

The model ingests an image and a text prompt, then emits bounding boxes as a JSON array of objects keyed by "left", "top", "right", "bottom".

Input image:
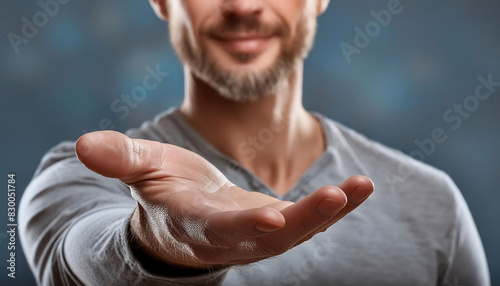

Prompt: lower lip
[{"left": 214, "top": 37, "right": 273, "bottom": 54}]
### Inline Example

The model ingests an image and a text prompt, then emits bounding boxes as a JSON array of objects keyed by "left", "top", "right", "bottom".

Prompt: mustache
[{"left": 207, "top": 15, "right": 287, "bottom": 37}]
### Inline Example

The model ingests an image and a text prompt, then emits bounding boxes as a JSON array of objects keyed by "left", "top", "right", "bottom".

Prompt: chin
[{"left": 212, "top": 50, "right": 281, "bottom": 74}]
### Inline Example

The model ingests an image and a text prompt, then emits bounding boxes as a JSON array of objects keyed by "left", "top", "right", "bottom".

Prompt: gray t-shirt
[{"left": 19, "top": 108, "right": 490, "bottom": 286}]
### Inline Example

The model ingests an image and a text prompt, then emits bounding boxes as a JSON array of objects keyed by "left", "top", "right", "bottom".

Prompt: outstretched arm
[
  {"left": 19, "top": 130, "right": 373, "bottom": 286},
  {"left": 76, "top": 131, "right": 374, "bottom": 270}
]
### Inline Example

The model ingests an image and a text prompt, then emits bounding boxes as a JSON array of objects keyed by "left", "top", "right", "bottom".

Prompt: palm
[
  {"left": 129, "top": 142, "right": 291, "bottom": 213},
  {"left": 76, "top": 131, "right": 373, "bottom": 267}
]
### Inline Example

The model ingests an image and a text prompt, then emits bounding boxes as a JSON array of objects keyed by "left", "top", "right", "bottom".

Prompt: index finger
[{"left": 253, "top": 185, "right": 348, "bottom": 257}]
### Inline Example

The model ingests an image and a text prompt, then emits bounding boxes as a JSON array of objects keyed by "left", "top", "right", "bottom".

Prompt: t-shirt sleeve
[
  {"left": 439, "top": 175, "right": 490, "bottom": 286},
  {"left": 19, "top": 142, "right": 228, "bottom": 286}
]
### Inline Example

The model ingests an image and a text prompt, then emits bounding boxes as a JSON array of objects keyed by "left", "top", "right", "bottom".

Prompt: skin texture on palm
[{"left": 76, "top": 131, "right": 374, "bottom": 269}]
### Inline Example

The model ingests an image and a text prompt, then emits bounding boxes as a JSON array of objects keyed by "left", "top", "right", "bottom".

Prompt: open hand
[{"left": 76, "top": 131, "right": 373, "bottom": 269}]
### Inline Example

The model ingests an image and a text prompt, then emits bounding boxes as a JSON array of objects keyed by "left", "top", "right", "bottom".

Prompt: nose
[{"left": 220, "top": 0, "right": 263, "bottom": 16}]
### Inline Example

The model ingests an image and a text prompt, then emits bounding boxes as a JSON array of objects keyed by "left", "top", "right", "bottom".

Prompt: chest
[{"left": 223, "top": 210, "right": 441, "bottom": 286}]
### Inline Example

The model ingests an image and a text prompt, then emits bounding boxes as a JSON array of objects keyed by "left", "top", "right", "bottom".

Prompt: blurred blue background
[{"left": 1, "top": 0, "right": 499, "bottom": 285}]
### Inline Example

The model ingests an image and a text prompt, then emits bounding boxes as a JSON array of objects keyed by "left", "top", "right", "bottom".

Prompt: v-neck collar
[{"left": 168, "top": 109, "right": 338, "bottom": 200}]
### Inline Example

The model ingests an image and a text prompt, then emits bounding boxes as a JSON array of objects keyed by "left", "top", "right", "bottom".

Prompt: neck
[{"left": 179, "top": 62, "right": 325, "bottom": 195}]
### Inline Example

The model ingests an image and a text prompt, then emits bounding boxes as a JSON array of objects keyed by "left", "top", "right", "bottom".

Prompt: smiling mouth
[{"left": 211, "top": 33, "right": 275, "bottom": 55}]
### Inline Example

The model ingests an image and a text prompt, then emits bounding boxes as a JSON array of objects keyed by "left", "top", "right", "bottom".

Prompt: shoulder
[
  {"left": 320, "top": 115, "right": 462, "bottom": 211},
  {"left": 319, "top": 115, "right": 473, "bottom": 253},
  {"left": 327, "top": 117, "right": 448, "bottom": 177}
]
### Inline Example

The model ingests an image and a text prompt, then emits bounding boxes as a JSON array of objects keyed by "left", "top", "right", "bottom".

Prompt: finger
[
  {"left": 181, "top": 207, "right": 287, "bottom": 264},
  {"left": 327, "top": 175, "right": 374, "bottom": 223},
  {"left": 338, "top": 175, "right": 374, "bottom": 206},
  {"left": 255, "top": 186, "right": 347, "bottom": 256},
  {"left": 77, "top": 131, "right": 230, "bottom": 190},
  {"left": 189, "top": 183, "right": 360, "bottom": 263},
  {"left": 293, "top": 175, "right": 374, "bottom": 246},
  {"left": 75, "top": 131, "right": 165, "bottom": 184},
  {"left": 204, "top": 207, "right": 286, "bottom": 247}
]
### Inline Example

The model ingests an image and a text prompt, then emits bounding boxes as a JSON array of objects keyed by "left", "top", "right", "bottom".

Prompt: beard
[{"left": 169, "top": 9, "right": 318, "bottom": 102}]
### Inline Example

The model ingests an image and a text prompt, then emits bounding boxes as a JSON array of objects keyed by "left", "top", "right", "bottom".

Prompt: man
[{"left": 20, "top": 0, "right": 489, "bottom": 285}]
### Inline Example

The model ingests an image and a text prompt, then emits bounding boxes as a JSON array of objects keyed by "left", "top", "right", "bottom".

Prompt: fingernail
[
  {"left": 316, "top": 198, "right": 345, "bottom": 219},
  {"left": 254, "top": 221, "right": 281, "bottom": 233},
  {"left": 347, "top": 187, "right": 371, "bottom": 206}
]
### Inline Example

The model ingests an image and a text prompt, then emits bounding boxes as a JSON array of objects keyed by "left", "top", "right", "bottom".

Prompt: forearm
[
  {"left": 65, "top": 208, "right": 229, "bottom": 286},
  {"left": 19, "top": 143, "right": 229, "bottom": 286}
]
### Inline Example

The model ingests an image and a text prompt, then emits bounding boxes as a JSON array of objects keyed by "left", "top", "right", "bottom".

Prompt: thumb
[{"left": 75, "top": 131, "right": 163, "bottom": 183}]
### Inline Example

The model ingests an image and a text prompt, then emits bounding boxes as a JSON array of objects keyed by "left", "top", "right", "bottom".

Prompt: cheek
[
  {"left": 267, "top": 0, "right": 313, "bottom": 46},
  {"left": 269, "top": 0, "right": 309, "bottom": 25},
  {"left": 181, "top": 1, "right": 217, "bottom": 40}
]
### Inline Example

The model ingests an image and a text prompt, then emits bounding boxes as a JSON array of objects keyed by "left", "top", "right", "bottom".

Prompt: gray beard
[
  {"left": 191, "top": 50, "right": 296, "bottom": 102},
  {"left": 170, "top": 13, "right": 317, "bottom": 103}
]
